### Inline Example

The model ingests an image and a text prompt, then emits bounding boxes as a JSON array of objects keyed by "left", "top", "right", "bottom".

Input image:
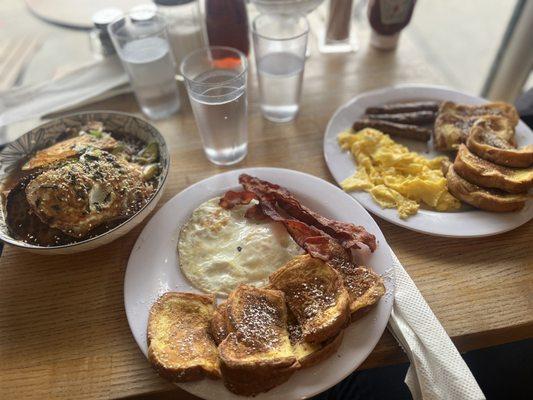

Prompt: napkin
[
  {"left": 388, "top": 252, "right": 486, "bottom": 400},
  {"left": 0, "top": 56, "right": 129, "bottom": 128}
]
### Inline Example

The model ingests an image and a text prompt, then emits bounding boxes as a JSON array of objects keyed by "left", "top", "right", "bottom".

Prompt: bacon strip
[
  {"left": 244, "top": 204, "right": 267, "bottom": 220},
  {"left": 270, "top": 212, "right": 347, "bottom": 260},
  {"left": 241, "top": 194, "right": 351, "bottom": 263},
  {"left": 219, "top": 190, "right": 256, "bottom": 209},
  {"left": 239, "top": 174, "right": 377, "bottom": 252}
]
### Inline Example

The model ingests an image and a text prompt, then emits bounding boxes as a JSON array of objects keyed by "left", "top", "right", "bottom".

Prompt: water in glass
[
  {"left": 257, "top": 52, "right": 304, "bottom": 122},
  {"left": 188, "top": 70, "right": 247, "bottom": 165},
  {"left": 121, "top": 37, "right": 180, "bottom": 119}
]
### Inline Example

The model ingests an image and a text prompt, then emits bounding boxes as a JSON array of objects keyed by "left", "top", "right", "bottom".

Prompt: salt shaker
[
  {"left": 154, "top": 0, "right": 206, "bottom": 69},
  {"left": 89, "top": 8, "right": 124, "bottom": 58},
  {"left": 130, "top": 3, "right": 158, "bottom": 21}
]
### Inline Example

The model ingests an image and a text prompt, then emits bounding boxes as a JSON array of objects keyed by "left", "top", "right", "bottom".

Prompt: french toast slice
[
  {"left": 218, "top": 285, "right": 299, "bottom": 396},
  {"left": 434, "top": 101, "right": 518, "bottom": 151},
  {"left": 446, "top": 166, "right": 527, "bottom": 212},
  {"left": 345, "top": 266, "right": 386, "bottom": 320},
  {"left": 467, "top": 117, "right": 533, "bottom": 168},
  {"left": 445, "top": 102, "right": 519, "bottom": 124},
  {"left": 269, "top": 255, "right": 350, "bottom": 343},
  {"left": 327, "top": 255, "right": 386, "bottom": 319},
  {"left": 147, "top": 292, "right": 221, "bottom": 382},
  {"left": 454, "top": 144, "right": 533, "bottom": 194},
  {"left": 210, "top": 302, "right": 229, "bottom": 345},
  {"left": 212, "top": 296, "right": 343, "bottom": 370},
  {"left": 287, "top": 310, "right": 344, "bottom": 368}
]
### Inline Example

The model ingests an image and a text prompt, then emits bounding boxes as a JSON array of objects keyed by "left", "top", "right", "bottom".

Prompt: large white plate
[
  {"left": 324, "top": 84, "right": 533, "bottom": 237},
  {"left": 125, "top": 167, "right": 395, "bottom": 400}
]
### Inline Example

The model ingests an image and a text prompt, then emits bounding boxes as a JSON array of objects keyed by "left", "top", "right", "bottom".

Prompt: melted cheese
[{"left": 338, "top": 128, "right": 460, "bottom": 219}]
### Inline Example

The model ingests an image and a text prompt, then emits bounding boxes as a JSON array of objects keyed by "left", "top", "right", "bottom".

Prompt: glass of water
[
  {"left": 181, "top": 46, "right": 248, "bottom": 165},
  {"left": 252, "top": 13, "right": 309, "bottom": 123},
  {"left": 108, "top": 12, "right": 181, "bottom": 119}
]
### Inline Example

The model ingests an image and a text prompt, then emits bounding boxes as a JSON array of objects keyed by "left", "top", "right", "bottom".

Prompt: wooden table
[{"left": 1, "top": 12, "right": 532, "bottom": 400}]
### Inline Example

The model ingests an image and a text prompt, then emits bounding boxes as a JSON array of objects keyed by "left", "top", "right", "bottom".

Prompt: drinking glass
[
  {"left": 251, "top": 0, "right": 324, "bottom": 15},
  {"left": 181, "top": 46, "right": 248, "bottom": 166},
  {"left": 252, "top": 13, "right": 309, "bottom": 122},
  {"left": 108, "top": 12, "right": 181, "bottom": 119}
]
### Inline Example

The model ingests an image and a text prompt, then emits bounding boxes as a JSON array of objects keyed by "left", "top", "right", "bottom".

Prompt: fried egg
[{"left": 178, "top": 197, "right": 303, "bottom": 296}]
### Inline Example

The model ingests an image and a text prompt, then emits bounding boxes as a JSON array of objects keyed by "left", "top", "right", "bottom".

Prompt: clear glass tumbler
[
  {"left": 181, "top": 46, "right": 248, "bottom": 166},
  {"left": 108, "top": 12, "right": 181, "bottom": 120},
  {"left": 252, "top": 13, "right": 309, "bottom": 123}
]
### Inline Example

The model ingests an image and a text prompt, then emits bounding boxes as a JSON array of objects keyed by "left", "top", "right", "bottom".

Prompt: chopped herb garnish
[{"left": 88, "top": 130, "right": 103, "bottom": 139}]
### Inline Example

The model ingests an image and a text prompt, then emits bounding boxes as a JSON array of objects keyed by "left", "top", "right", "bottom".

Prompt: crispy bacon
[
  {"left": 219, "top": 177, "right": 383, "bottom": 310},
  {"left": 244, "top": 204, "right": 267, "bottom": 220},
  {"left": 244, "top": 196, "right": 352, "bottom": 263},
  {"left": 219, "top": 190, "right": 256, "bottom": 209},
  {"left": 239, "top": 174, "right": 377, "bottom": 252},
  {"left": 220, "top": 185, "right": 361, "bottom": 278}
]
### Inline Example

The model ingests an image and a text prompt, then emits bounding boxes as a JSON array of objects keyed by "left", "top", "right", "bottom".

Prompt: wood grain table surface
[{"left": 1, "top": 16, "right": 532, "bottom": 400}]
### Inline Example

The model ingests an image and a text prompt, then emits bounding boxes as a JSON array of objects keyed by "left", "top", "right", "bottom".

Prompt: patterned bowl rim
[{"left": 0, "top": 111, "right": 170, "bottom": 250}]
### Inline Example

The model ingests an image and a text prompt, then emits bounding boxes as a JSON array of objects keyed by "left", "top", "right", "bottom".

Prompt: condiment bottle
[
  {"left": 89, "top": 8, "right": 124, "bottom": 58},
  {"left": 367, "top": 0, "right": 416, "bottom": 50},
  {"left": 154, "top": 0, "right": 206, "bottom": 69},
  {"left": 205, "top": 0, "right": 250, "bottom": 56}
]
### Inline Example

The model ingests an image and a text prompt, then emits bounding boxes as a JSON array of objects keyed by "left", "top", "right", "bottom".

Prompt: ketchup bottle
[
  {"left": 205, "top": 0, "right": 250, "bottom": 56},
  {"left": 368, "top": 0, "right": 416, "bottom": 50}
]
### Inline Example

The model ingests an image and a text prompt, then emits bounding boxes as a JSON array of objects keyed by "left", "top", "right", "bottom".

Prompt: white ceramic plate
[
  {"left": 125, "top": 167, "right": 395, "bottom": 400},
  {"left": 324, "top": 84, "right": 533, "bottom": 238}
]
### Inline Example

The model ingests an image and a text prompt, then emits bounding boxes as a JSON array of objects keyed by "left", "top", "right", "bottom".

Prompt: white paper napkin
[
  {"left": 0, "top": 56, "right": 129, "bottom": 128},
  {"left": 387, "top": 252, "right": 486, "bottom": 400}
]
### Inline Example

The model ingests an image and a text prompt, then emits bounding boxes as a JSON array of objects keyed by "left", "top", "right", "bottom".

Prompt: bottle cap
[
  {"left": 130, "top": 4, "right": 157, "bottom": 22},
  {"left": 370, "top": 31, "right": 400, "bottom": 50},
  {"left": 92, "top": 8, "right": 124, "bottom": 29}
]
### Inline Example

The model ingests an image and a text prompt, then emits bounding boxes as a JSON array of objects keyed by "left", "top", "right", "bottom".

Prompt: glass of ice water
[
  {"left": 181, "top": 46, "right": 248, "bottom": 166},
  {"left": 108, "top": 12, "right": 181, "bottom": 120},
  {"left": 252, "top": 13, "right": 309, "bottom": 123}
]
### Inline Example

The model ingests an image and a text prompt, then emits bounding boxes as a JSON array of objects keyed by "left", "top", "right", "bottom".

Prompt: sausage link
[
  {"left": 366, "top": 101, "right": 440, "bottom": 115},
  {"left": 365, "top": 110, "right": 437, "bottom": 125},
  {"left": 352, "top": 119, "right": 431, "bottom": 141}
]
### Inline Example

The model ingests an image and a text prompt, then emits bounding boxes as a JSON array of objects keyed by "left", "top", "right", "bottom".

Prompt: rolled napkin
[
  {"left": 0, "top": 56, "right": 129, "bottom": 128},
  {"left": 388, "top": 252, "right": 486, "bottom": 400}
]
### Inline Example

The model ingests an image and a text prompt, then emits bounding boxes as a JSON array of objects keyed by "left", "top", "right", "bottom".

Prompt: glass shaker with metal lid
[
  {"left": 90, "top": 7, "right": 124, "bottom": 58},
  {"left": 130, "top": 3, "right": 158, "bottom": 23},
  {"left": 154, "top": 0, "right": 206, "bottom": 70}
]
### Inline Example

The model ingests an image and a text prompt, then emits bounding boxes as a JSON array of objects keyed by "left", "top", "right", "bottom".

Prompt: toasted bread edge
[{"left": 147, "top": 292, "right": 221, "bottom": 382}]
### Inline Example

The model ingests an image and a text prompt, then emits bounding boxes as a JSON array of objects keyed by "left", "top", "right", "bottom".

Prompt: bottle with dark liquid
[
  {"left": 205, "top": 0, "right": 250, "bottom": 56},
  {"left": 368, "top": 0, "right": 416, "bottom": 50}
]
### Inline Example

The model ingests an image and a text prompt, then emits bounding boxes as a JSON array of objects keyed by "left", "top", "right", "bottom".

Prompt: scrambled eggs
[{"left": 338, "top": 128, "right": 460, "bottom": 219}]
